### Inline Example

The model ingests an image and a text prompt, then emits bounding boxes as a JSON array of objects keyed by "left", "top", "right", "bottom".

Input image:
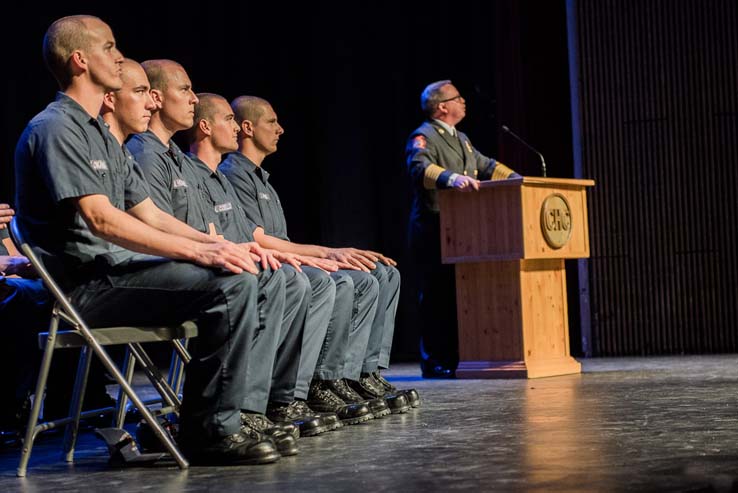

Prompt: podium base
[{"left": 457, "top": 357, "right": 582, "bottom": 379}]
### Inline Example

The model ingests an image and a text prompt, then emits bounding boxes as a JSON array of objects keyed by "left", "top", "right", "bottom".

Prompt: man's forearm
[
  {"left": 77, "top": 196, "right": 203, "bottom": 262},
  {"left": 255, "top": 231, "right": 327, "bottom": 258}
]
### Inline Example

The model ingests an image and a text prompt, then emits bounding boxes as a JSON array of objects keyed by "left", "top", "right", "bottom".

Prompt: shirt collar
[
  {"left": 186, "top": 152, "right": 218, "bottom": 177},
  {"left": 223, "top": 152, "right": 270, "bottom": 182},
  {"left": 432, "top": 118, "right": 456, "bottom": 137},
  {"left": 130, "top": 129, "right": 171, "bottom": 155},
  {"left": 54, "top": 92, "right": 103, "bottom": 128}
]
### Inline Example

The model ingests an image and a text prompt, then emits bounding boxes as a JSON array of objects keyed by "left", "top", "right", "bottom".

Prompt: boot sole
[
  {"left": 341, "top": 413, "right": 374, "bottom": 425},
  {"left": 300, "top": 424, "right": 329, "bottom": 437},
  {"left": 389, "top": 404, "right": 412, "bottom": 414},
  {"left": 325, "top": 421, "right": 343, "bottom": 431},
  {"left": 278, "top": 445, "right": 299, "bottom": 457},
  {"left": 372, "top": 408, "right": 391, "bottom": 418}
]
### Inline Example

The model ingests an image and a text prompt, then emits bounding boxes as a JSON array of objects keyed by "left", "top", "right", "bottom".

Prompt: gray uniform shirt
[
  {"left": 186, "top": 153, "right": 260, "bottom": 243},
  {"left": 127, "top": 131, "right": 211, "bottom": 234},
  {"left": 219, "top": 152, "right": 290, "bottom": 241},
  {"left": 14, "top": 92, "right": 149, "bottom": 286}
]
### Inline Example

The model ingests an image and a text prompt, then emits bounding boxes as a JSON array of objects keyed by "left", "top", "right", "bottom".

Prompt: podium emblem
[{"left": 540, "top": 193, "right": 572, "bottom": 249}]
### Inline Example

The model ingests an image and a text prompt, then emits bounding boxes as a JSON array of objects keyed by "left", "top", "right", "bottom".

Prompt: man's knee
[{"left": 281, "top": 265, "right": 309, "bottom": 303}]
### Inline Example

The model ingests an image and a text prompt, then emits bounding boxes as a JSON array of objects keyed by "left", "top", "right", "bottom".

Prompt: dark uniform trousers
[
  {"left": 69, "top": 258, "right": 258, "bottom": 440},
  {"left": 365, "top": 263, "right": 401, "bottom": 372},
  {"left": 294, "top": 266, "right": 336, "bottom": 395},
  {"left": 241, "top": 266, "right": 286, "bottom": 412},
  {"left": 333, "top": 270, "right": 379, "bottom": 380},
  {"left": 410, "top": 215, "right": 459, "bottom": 370}
]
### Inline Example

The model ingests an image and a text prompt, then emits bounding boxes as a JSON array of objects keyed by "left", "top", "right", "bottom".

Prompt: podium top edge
[{"left": 478, "top": 177, "right": 595, "bottom": 188}]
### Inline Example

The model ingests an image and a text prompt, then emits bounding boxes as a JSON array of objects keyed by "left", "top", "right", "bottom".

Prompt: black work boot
[
  {"left": 178, "top": 428, "right": 280, "bottom": 466},
  {"left": 266, "top": 401, "right": 328, "bottom": 437},
  {"left": 327, "top": 378, "right": 390, "bottom": 418},
  {"left": 352, "top": 374, "right": 410, "bottom": 414},
  {"left": 371, "top": 370, "right": 421, "bottom": 408},
  {"left": 293, "top": 400, "right": 342, "bottom": 432},
  {"left": 240, "top": 412, "right": 298, "bottom": 456},
  {"left": 308, "top": 380, "right": 373, "bottom": 425}
]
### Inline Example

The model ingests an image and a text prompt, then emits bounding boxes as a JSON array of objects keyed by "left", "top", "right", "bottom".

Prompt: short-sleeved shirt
[
  {"left": 14, "top": 92, "right": 149, "bottom": 285},
  {"left": 127, "top": 131, "right": 210, "bottom": 233},
  {"left": 220, "top": 152, "right": 290, "bottom": 241},
  {"left": 186, "top": 153, "right": 259, "bottom": 243}
]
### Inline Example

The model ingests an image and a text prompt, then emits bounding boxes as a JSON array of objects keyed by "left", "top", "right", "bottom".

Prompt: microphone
[{"left": 501, "top": 125, "right": 547, "bottom": 177}]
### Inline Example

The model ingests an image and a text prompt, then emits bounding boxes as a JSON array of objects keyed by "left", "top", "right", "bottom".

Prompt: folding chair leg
[
  {"left": 171, "top": 339, "right": 190, "bottom": 398},
  {"left": 115, "top": 347, "right": 136, "bottom": 428},
  {"left": 63, "top": 345, "right": 93, "bottom": 462},
  {"left": 17, "top": 316, "right": 60, "bottom": 477},
  {"left": 86, "top": 335, "right": 188, "bottom": 469},
  {"left": 129, "top": 343, "right": 180, "bottom": 408}
]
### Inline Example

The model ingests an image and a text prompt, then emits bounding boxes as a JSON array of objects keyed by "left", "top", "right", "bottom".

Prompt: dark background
[
  {"left": 0, "top": 1, "right": 575, "bottom": 361},
  {"left": 6, "top": 1, "right": 736, "bottom": 360}
]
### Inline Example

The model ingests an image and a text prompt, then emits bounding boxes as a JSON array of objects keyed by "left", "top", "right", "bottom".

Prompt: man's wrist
[{"left": 447, "top": 173, "right": 460, "bottom": 187}]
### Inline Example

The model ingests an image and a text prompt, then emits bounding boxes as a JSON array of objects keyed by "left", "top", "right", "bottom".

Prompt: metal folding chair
[{"left": 9, "top": 218, "right": 196, "bottom": 476}]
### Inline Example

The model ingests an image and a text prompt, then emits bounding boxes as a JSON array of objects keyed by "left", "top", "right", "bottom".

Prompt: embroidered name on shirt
[
  {"left": 258, "top": 192, "right": 270, "bottom": 201},
  {"left": 90, "top": 159, "right": 108, "bottom": 171},
  {"left": 172, "top": 178, "right": 188, "bottom": 188},
  {"left": 214, "top": 202, "right": 233, "bottom": 213}
]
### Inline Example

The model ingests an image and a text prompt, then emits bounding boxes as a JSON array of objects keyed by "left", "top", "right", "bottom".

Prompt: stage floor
[{"left": 2, "top": 355, "right": 738, "bottom": 492}]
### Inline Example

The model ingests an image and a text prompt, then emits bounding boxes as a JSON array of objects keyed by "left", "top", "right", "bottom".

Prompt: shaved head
[
  {"left": 189, "top": 92, "right": 229, "bottom": 142},
  {"left": 231, "top": 95, "right": 270, "bottom": 124},
  {"left": 141, "top": 59, "right": 183, "bottom": 91},
  {"left": 120, "top": 58, "right": 146, "bottom": 87},
  {"left": 43, "top": 15, "right": 103, "bottom": 88},
  {"left": 195, "top": 93, "right": 229, "bottom": 125}
]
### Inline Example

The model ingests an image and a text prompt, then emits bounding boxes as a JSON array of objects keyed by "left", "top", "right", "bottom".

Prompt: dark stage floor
[{"left": 2, "top": 356, "right": 738, "bottom": 492}]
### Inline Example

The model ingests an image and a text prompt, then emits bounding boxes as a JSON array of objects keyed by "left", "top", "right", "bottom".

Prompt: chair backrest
[{"left": 9, "top": 217, "right": 87, "bottom": 330}]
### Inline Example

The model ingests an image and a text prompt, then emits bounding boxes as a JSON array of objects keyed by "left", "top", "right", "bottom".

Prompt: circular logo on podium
[{"left": 540, "top": 193, "right": 572, "bottom": 249}]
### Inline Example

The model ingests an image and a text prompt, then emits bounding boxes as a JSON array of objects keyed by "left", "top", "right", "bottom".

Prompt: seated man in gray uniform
[
  {"left": 187, "top": 92, "right": 373, "bottom": 426},
  {"left": 221, "top": 96, "right": 418, "bottom": 412},
  {"left": 101, "top": 58, "right": 299, "bottom": 455},
  {"left": 126, "top": 59, "right": 333, "bottom": 440},
  {"left": 15, "top": 15, "right": 279, "bottom": 465}
]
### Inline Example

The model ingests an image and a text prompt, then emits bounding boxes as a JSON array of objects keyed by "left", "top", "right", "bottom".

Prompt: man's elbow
[{"left": 82, "top": 208, "right": 117, "bottom": 239}]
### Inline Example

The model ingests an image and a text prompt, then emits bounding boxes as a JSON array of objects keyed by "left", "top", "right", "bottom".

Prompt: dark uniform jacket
[{"left": 405, "top": 120, "right": 519, "bottom": 248}]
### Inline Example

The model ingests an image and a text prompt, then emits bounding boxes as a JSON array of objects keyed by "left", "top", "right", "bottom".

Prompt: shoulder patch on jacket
[{"left": 412, "top": 135, "right": 426, "bottom": 149}]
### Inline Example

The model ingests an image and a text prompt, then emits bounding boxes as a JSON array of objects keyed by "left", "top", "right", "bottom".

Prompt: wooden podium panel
[
  {"left": 439, "top": 177, "right": 594, "bottom": 379},
  {"left": 441, "top": 177, "right": 593, "bottom": 263}
]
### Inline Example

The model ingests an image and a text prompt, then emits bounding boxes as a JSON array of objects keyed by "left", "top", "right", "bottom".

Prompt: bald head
[
  {"left": 43, "top": 15, "right": 104, "bottom": 88},
  {"left": 141, "top": 59, "right": 184, "bottom": 91},
  {"left": 231, "top": 95, "right": 271, "bottom": 126},
  {"left": 189, "top": 92, "right": 228, "bottom": 143},
  {"left": 119, "top": 58, "right": 146, "bottom": 86},
  {"left": 195, "top": 93, "right": 229, "bottom": 125}
]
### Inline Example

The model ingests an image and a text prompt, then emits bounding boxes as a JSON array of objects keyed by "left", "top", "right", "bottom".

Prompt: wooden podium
[{"left": 439, "top": 177, "right": 595, "bottom": 379}]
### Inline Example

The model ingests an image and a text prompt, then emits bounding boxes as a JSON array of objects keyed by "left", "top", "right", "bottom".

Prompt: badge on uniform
[
  {"left": 413, "top": 135, "right": 427, "bottom": 149},
  {"left": 464, "top": 140, "right": 473, "bottom": 153}
]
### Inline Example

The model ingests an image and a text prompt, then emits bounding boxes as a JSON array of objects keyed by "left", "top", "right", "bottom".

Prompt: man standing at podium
[{"left": 405, "top": 80, "right": 520, "bottom": 378}]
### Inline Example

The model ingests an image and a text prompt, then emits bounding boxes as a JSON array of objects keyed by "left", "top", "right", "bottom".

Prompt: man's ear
[
  {"left": 69, "top": 50, "right": 87, "bottom": 75},
  {"left": 241, "top": 119, "right": 254, "bottom": 137},
  {"left": 198, "top": 118, "right": 211, "bottom": 136},
  {"left": 102, "top": 91, "right": 116, "bottom": 112},
  {"left": 149, "top": 89, "right": 164, "bottom": 109}
]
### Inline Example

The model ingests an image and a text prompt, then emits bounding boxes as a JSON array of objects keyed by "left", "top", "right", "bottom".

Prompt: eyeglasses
[{"left": 439, "top": 94, "right": 464, "bottom": 104}]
